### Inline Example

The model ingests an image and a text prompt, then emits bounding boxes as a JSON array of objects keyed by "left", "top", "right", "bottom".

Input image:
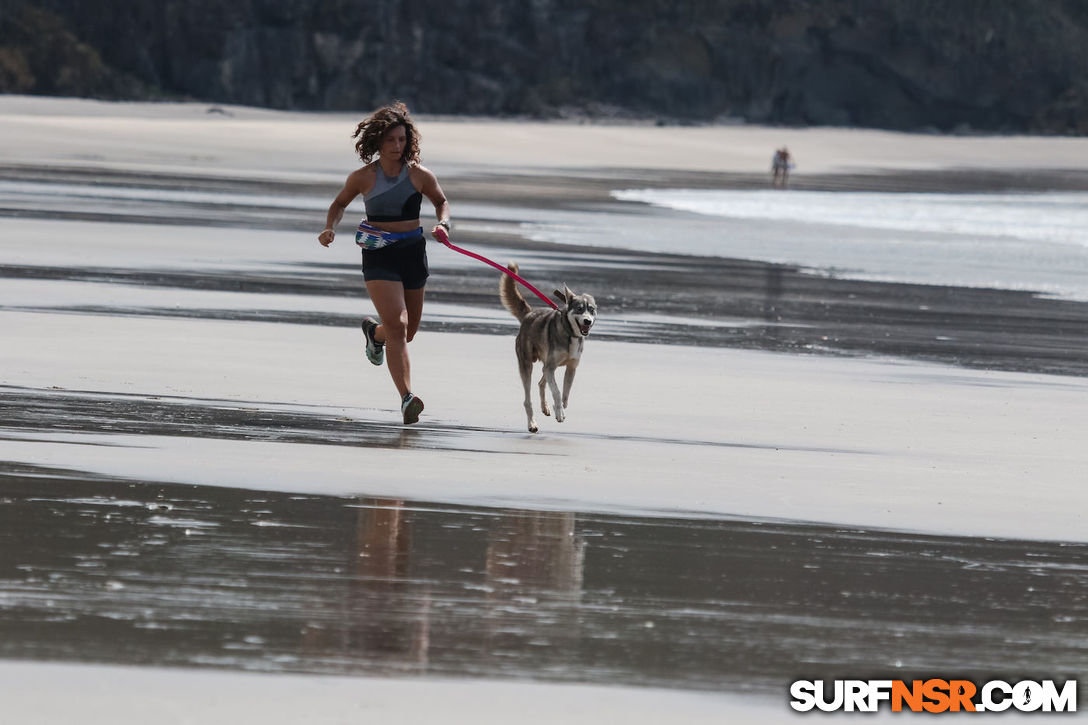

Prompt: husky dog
[{"left": 500, "top": 263, "right": 597, "bottom": 433}]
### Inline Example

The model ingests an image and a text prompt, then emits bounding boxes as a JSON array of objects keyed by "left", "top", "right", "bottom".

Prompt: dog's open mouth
[{"left": 580, "top": 321, "right": 593, "bottom": 336}]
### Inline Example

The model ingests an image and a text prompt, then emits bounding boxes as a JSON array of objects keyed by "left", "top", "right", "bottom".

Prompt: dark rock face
[{"left": 1, "top": 0, "right": 1086, "bottom": 133}]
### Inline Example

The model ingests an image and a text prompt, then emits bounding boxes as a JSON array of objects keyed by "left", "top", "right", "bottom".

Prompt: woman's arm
[
  {"left": 414, "top": 165, "right": 450, "bottom": 233},
  {"left": 318, "top": 170, "right": 367, "bottom": 247}
]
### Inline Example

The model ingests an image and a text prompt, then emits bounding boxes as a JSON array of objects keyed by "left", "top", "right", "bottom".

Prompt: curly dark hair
[{"left": 352, "top": 101, "right": 421, "bottom": 164}]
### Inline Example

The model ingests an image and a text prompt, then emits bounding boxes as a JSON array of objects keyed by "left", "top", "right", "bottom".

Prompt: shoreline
[{"left": 4, "top": 161, "right": 1088, "bottom": 378}]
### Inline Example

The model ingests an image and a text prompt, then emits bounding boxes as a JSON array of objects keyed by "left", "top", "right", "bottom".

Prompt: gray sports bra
[{"left": 364, "top": 163, "right": 423, "bottom": 222}]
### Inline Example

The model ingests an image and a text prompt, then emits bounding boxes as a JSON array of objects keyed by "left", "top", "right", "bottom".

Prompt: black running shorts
[{"left": 361, "top": 234, "right": 429, "bottom": 289}]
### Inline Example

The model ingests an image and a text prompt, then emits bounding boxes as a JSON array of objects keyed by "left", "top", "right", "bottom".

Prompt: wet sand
[
  {"left": 1, "top": 97, "right": 1087, "bottom": 720},
  {"left": 2, "top": 463, "right": 1085, "bottom": 692}
]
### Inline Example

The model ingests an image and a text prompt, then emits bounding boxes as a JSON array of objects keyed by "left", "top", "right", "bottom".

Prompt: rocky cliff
[{"left": 1, "top": 0, "right": 1086, "bottom": 133}]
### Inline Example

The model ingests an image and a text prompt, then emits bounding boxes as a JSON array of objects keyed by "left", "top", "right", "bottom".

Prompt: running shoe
[
  {"left": 362, "top": 317, "right": 384, "bottom": 366},
  {"left": 401, "top": 393, "right": 424, "bottom": 425}
]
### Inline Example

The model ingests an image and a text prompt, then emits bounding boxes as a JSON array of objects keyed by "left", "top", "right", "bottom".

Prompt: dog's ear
[{"left": 553, "top": 286, "right": 572, "bottom": 305}]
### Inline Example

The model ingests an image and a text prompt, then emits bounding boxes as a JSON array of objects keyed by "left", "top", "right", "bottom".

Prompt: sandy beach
[{"left": 1, "top": 96, "right": 1086, "bottom": 721}]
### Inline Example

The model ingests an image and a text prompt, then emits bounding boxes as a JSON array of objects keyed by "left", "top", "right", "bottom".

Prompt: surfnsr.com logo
[{"left": 790, "top": 679, "right": 1077, "bottom": 713}]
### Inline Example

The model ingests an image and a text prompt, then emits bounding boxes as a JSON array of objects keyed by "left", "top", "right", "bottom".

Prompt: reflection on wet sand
[
  {"left": 301, "top": 499, "right": 431, "bottom": 670},
  {"left": 487, "top": 511, "right": 584, "bottom": 595},
  {"left": 0, "top": 464, "right": 1085, "bottom": 695},
  {"left": 484, "top": 511, "right": 585, "bottom": 668}
]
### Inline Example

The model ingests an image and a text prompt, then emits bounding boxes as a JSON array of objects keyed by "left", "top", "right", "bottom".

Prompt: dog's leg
[
  {"left": 538, "top": 374, "right": 551, "bottom": 417},
  {"left": 520, "top": 360, "right": 538, "bottom": 433},
  {"left": 544, "top": 366, "right": 564, "bottom": 423},
  {"left": 561, "top": 361, "right": 578, "bottom": 409}
]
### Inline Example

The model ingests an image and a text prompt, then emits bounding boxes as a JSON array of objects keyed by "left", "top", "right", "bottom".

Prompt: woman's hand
[
  {"left": 318, "top": 228, "right": 335, "bottom": 247},
  {"left": 431, "top": 218, "right": 451, "bottom": 241}
]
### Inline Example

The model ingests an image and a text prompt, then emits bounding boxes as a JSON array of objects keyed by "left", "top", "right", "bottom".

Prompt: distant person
[
  {"left": 318, "top": 101, "right": 451, "bottom": 424},
  {"left": 772, "top": 147, "right": 793, "bottom": 189}
]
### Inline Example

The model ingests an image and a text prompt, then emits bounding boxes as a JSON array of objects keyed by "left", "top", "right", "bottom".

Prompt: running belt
[{"left": 356, "top": 222, "right": 423, "bottom": 250}]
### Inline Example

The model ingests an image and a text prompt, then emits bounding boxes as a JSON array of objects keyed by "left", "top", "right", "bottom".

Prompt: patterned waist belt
[{"left": 356, "top": 222, "right": 424, "bottom": 250}]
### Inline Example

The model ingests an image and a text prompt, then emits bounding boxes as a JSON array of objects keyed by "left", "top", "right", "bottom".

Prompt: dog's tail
[{"left": 500, "top": 262, "right": 532, "bottom": 321}]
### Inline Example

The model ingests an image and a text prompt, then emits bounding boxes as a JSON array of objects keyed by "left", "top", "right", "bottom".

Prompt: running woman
[{"left": 318, "top": 101, "right": 450, "bottom": 424}]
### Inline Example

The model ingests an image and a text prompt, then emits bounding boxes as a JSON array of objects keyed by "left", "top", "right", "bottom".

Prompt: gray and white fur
[{"left": 500, "top": 262, "right": 597, "bottom": 433}]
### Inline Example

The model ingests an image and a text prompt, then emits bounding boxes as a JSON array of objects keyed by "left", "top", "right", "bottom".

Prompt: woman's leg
[
  {"left": 404, "top": 286, "right": 425, "bottom": 342},
  {"left": 366, "top": 279, "right": 411, "bottom": 398}
]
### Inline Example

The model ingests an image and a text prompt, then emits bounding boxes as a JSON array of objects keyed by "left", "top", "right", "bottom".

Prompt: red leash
[{"left": 433, "top": 227, "right": 559, "bottom": 310}]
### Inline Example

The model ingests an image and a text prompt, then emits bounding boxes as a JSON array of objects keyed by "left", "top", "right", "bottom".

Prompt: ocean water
[
  {"left": 4, "top": 177, "right": 1087, "bottom": 300},
  {"left": 532, "top": 189, "right": 1088, "bottom": 300}
]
